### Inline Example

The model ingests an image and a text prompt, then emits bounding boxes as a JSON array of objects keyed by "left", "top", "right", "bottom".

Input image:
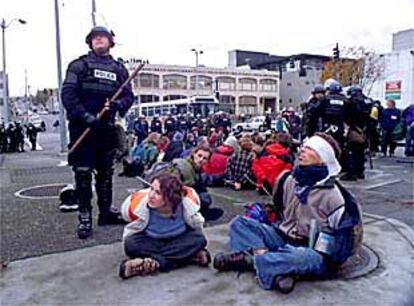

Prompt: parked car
[{"left": 233, "top": 116, "right": 275, "bottom": 132}]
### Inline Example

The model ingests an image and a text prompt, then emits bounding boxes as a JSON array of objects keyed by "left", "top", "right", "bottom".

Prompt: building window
[
  {"left": 280, "top": 99, "right": 283, "bottom": 104},
  {"left": 239, "top": 78, "right": 257, "bottom": 91},
  {"left": 287, "top": 83, "right": 292, "bottom": 87},
  {"left": 136, "top": 73, "right": 159, "bottom": 89},
  {"left": 239, "top": 96, "right": 257, "bottom": 115},
  {"left": 190, "top": 75, "right": 213, "bottom": 90},
  {"left": 260, "top": 79, "right": 277, "bottom": 92},
  {"left": 305, "top": 81, "right": 310, "bottom": 85},
  {"left": 289, "top": 98, "right": 293, "bottom": 103},
  {"left": 219, "top": 95, "right": 236, "bottom": 114},
  {"left": 217, "top": 77, "right": 236, "bottom": 91},
  {"left": 162, "top": 74, "right": 187, "bottom": 90}
]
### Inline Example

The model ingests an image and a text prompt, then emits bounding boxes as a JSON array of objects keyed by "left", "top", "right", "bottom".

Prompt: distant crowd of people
[{"left": 0, "top": 121, "right": 39, "bottom": 153}]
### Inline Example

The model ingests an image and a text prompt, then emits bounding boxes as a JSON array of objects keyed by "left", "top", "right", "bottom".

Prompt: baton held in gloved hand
[{"left": 68, "top": 63, "right": 145, "bottom": 156}]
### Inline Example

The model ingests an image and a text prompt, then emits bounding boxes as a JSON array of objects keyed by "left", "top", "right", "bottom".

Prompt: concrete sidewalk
[{"left": 1, "top": 214, "right": 413, "bottom": 306}]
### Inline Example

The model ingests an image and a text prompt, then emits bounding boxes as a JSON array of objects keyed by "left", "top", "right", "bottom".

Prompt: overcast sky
[{"left": 2, "top": 0, "right": 414, "bottom": 96}]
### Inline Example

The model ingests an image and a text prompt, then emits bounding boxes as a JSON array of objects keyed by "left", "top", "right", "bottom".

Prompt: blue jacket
[{"left": 381, "top": 108, "right": 401, "bottom": 131}]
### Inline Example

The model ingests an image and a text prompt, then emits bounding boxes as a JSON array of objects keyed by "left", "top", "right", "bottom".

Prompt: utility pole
[
  {"left": 92, "top": 0, "right": 97, "bottom": 26},
  {"left": 1, "top": 17, "right": 26, "bottom": 124},
  {"left": 191, "top": 48, "right": 203, "bottom": 97},
  {"left": 54, "top": 0, "right": 68, "bottom": 152},
  {"left": 333, "top": 43, "right": 340, "bottom": 80}
]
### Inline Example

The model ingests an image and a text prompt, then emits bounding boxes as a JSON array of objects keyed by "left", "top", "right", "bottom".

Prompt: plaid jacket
[{"left": 226, "top": 150, "right": 255, "bottom": 182}]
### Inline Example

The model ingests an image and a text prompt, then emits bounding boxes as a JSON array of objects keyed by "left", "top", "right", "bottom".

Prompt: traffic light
[{"left": 333, "top": 43, "right": 340, "bottom": 60}]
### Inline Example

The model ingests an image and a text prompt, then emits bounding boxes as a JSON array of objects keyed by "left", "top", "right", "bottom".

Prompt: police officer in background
[
  {"left": 15, "top": 122, "right": 25, "bottom": 152},
  {"left": 319, "top": 79, "right": 350, "bottom": 144},
  {"left": 164, "top": 113, "right": 176, "bottom": 136},
  {"left": 133, "top": 115, "right": 149, "bottom": 145},
  {"left": 150, "top": 114, "right": 163, "bottom": 134},
  {"left": 62, "top": 26, "right": 134, "bottom": 239},
  {"left": 341, "top": 85, "right": 371, "bottom": 180},
  {"left": 177, "top": 113, "right": 189, "bottom": 134},
  {"left": 302, "top": 84, "right": 326, "bottom": 138},
  {"left": 26, "top": 123, "right": 38, "bottom": 151},
  {"left": 0, "top": 123, "right": 7, "bottom": 153}
]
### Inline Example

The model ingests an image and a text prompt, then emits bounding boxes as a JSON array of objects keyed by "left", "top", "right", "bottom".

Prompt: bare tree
[{"left": 321, "top": 46, "right": 386, "bottom": 96}]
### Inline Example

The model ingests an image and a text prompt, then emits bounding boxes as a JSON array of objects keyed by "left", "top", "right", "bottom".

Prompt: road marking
[{"left": 364, "top": 179, "right": 403, "bottom": 190}]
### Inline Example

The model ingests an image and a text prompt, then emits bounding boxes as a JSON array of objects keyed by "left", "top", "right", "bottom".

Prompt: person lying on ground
[{"left": 119, "top": 173, "right": 210, "bottom": 279}]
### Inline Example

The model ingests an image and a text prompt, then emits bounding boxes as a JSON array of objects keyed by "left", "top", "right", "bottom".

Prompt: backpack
[{"left": 273, "top": 172, "right": 363, "bottom": 265}]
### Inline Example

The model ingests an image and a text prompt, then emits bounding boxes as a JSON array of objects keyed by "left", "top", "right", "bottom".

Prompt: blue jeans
[{"left": 229, "top": 216, "right": 326, "bottom": 289}]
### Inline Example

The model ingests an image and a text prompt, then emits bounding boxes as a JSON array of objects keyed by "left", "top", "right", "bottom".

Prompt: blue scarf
[{"left": 293, "top": 165, "right": 329, "bottom": 204}]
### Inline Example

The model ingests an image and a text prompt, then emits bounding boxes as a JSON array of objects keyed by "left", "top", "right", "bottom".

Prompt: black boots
[
  {"left": 97, "top": 209, "right": 127, "bottom": 226},
  {"left": 77, "top": 210, "right": 92, "bottom": 239}
]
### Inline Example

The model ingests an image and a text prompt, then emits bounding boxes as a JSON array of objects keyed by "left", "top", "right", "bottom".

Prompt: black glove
[
  {"left": 106, "top": 100, "right": 120, "bottom": 114},
  {"left": 82, "top": 113, "right": 100, "bottom": 129}
]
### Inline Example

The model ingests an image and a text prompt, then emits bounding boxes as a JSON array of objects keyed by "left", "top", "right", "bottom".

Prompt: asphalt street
[{"left": 0, "top": 115, "right": 413, "bottom": 263}]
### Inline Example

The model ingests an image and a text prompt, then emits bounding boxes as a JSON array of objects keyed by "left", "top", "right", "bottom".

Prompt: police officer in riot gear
[
  {"left": 62, "top": 26, "right": 134, "bottom": 239},
  {"left": 15, "top": 122, "right": 25, "bottom": 152},
  {"left": 177, "top": 113, "right": 189, "bottom": 134},
  {"left": 341, "top": 85, "right": 371, "bottom": 180},
  {"left": 303, "top": 84, "right": 326, "bottom": 138},
  {"left": 133, "top": 115, "right": 149, "bottom": 145},
  {"left": 0, "top": 123, "right": 6, "bottom": 153},
  {"left": 164, "top": 113, "right": 176, "bottom": 135},
  {"left": 26, "top": 123, "right": 38, "bottom": 151},
  {"left": 150, "top": 114, "right": 163, "bottom": 134},
  {"left": 320, "top": 80, "right": 350, "bottom": 144}
]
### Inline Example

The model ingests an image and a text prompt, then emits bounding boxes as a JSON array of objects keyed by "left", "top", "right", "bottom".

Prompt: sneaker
[
  {"left": 98, "top": 211, "right": 127, "bottom": 226},
  {"left": 273, "top": 275, "right": 295, "bottom": 294},
  {"left": 202, "top": 208, "right": 224, "bottom": 222},
  {"left": 119, "top": 258, "right": 160, "bottom": 279},
  {"left": 213, "top": 249, "right": 254, "bottom": 272},
  {"left": 192, "top": 249, "right": 211, "bottom": 267}
]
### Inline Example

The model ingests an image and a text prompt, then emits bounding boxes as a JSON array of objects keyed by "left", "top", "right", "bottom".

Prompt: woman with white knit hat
[{"left": 213, "top": 133, "right": 362, "bottom": 294}]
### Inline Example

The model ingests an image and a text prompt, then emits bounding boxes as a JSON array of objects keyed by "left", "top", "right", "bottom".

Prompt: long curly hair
[{"left": 150, "top": 173, "right": 184, "bottom": 213}]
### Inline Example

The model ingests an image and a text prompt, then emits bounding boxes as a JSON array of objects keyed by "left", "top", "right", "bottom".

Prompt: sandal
[
  {"left": 193, "top": 249, "right": 211, "bottom": 267},
  {"left": 119, "top": 257, "right": 160, "bottom": 279}
]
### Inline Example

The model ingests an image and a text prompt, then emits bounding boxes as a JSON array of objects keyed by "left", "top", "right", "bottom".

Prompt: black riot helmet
[{"left": 85, "top": 26, "right": 115, "bottom": 49}]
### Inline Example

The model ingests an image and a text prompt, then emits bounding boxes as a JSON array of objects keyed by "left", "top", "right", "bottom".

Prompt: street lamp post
[
  {"left": 1, "top": 17, "right": 26, "bottom": 124},
  {"left": 54, "top": 0, "right": 68, "bottom": 152},
  {"left": 191, "top": 48, "right": 203, "bottom": 97}
]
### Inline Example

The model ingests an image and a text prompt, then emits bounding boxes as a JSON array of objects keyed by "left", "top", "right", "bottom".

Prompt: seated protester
[
  {"left": 119, "top": 173, "right": 210, "bottom": 279},
  {"left": 252, "top": 132, "right": 294, "bottom": 193},
  {"left": 251, "top": 134, "right": 265, "bottom": 158},
  {"left": 214, "top": 133, "right": 362, "bottom": 294},
  {"left": 208, "top": 128, "right": 219, "bottom": 148},
  {"left": 156, "top": 135, "right": 170, "bottom": 162},
  {"left": 163, "top": 132, "right": 185, "bottom": 162},
  {"left": 173, "top": 144, "right": 224, "bottom": 221},
  {"left": 202, "top": 136, "right": 239, "bottom": 187},
  {"left": 119, "top": 132, "right": 160, "bottom": 177},
  {"left": 225, "top": 137, "right": 256, "bottom": 190}
]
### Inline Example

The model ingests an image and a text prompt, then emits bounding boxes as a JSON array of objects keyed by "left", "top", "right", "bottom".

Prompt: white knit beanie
[{"left": 303, "top": 135, "right": 341, "bottom": 177}]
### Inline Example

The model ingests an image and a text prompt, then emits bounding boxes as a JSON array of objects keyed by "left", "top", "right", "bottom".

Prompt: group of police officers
[
  {"left": 0, "top": 121, "right": 38, "bottom": 153},
  {"left": 303, "top": 79, "right": 373, "bottom": 181},
  {"left": 61, "top": 25, "right": 375, "bottom": 239},
  {"left": 130, "top": 112, "right": 232, "bottom": 145}
]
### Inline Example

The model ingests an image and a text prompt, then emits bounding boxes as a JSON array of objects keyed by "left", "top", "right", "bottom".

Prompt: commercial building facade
[
  {"left": 228, "top": 50, "right": 331, "bottom": 111},
  {"left": 371, "top": 29, "right": 414, "bottom": 109},
  {"left": 128, "top": 63, "right": 280, "bottom": 115}
]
